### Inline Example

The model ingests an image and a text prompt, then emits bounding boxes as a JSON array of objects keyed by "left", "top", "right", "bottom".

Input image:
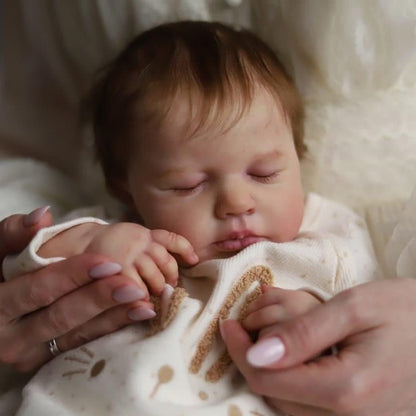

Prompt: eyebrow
[
  {"left": 156, "top": 167, "right": 194, "bottom": 180},
  {"left": 251, "top": 150, "right": 282, "bottom": 163}
]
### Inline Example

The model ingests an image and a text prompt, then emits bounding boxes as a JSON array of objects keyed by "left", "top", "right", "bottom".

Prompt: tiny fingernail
[
  {"left": 246, "top": 337, "right": 285, "bottom": 367},
  {"left": 23, "top": 206, "right": 50, "bottom": 227},
  {"left": 128, "top": 308, "right": 156, "bottom": 321},
  {"left": 89, "top": 262, "right": 122, "bottom": 279},
  {"left": 163, "top": 284, "right": 174, "bottom": 298},
  {"left": 113, "top": 286, "right": 146, "bottom": 303},
  {"left": 219, "top": 318, "right": 226, "bottom": 339}
]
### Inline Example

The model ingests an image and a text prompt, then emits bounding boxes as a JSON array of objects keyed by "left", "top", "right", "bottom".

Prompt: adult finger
[
  {"left": 0, "top": 253, "right": 122, "bottom": 323},
  {"left": 151, "top": 229, "right": 198, "bottom": 265},
  {"left": 221, "top": 319, "right": 255, "bottom": 371},
  {"left": 267, "top": 398, "right": 333, "bottom": 416},
  {"left": 0, "top": 206, "right": 52, "bottom": 261},
  {"left": 247, "top": 286, "right": 379, "bottom": 370},
  {"left": 16, "top": 300, "right": 155, "bottom": 371},
  {"left": 14, "top": 273, "right": 147, "bottom": 349},
  {"left": 222, "top": 319, "right": 354, "bottom": 407}
]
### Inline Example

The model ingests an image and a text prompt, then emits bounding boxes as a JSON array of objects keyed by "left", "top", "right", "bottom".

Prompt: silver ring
[{"left": 47, "top": 338, "right": 61, "bottom": 357}]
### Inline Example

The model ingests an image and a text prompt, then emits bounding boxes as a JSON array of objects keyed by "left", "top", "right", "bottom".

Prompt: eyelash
[
  {"left": 170, "top": 172, "right": 279, "bottom": 193},
  {"left": 250, "top": 171, "right": 279, "bottom": 183},
  {"left": 172, "top": 183, "right": 202, "bottom": 194}
]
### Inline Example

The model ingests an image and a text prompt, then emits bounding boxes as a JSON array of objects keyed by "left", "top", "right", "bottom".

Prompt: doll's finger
[
  {"left": 151, "top": 229, "right": 198, "bottom": 265},
  {"left": 245, "top": 287, "right": 289, "bottom": 315},
  {"left": 134, "top": 255, "right": 166, "bottom": 296},
  {"left": 123, "top": 267, "right": 151, "bottom": 300},
  {"left": 148, "top": 243, "right": 179, "bottom": 286},
  {"left": 243, "top": 304, "right": 287, "bottom": 330}
]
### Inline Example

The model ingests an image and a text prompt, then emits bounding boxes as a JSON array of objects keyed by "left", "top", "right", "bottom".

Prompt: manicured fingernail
[
  {"left": 128, "top": 308, "right": 156, "bottom": 321},
  {"left": 246, "top": 337, "right": 285, "bottom": 367},
  {"left": 23, "top": 206, "right": 50, "bottom": 227},
  {"left": 89, "top": 262, "right": 122, "bottom": 279},
  {"left": 113, "top": 286, "right": 146, "bottom": 303}
]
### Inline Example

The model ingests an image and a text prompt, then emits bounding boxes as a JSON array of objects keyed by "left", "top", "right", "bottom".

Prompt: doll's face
[{"left": 125, "top": 89, "right": 304, "bottom": 263}]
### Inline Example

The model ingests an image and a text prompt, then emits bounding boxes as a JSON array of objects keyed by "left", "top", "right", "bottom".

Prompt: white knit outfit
[{"left": 3, "top": 193, "right": 382, "bottom": 416}]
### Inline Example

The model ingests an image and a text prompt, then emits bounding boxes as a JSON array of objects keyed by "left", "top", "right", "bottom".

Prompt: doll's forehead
[{"left": 154, "top": 87, "right": 288, "bottom": 145}]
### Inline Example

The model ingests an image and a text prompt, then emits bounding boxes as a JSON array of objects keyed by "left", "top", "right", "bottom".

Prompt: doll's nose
[{"left": 214, "top": 183, "right": 255, "bottom": 219}]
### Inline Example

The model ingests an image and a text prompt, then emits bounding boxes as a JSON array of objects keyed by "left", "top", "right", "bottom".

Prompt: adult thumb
[
  {"left": 0, "top": 206, "right": 52, "bottom": 262},
  {"left": 244, "top": 292, "right": 366, "bottom": 369}
]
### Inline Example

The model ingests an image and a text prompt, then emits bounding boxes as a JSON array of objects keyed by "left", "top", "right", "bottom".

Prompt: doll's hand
[
  {"left": 243, "top": 286, "right": 321, "bottom": 337},
  {"left": 39, "top": 222, "right": 199, "bottom": 300}
]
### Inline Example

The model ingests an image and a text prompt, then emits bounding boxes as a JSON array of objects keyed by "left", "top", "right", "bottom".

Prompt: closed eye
[
  {"left": 171, "top": 182, "right": 203, "bottom": 194},
  {"left": 250, "top": 171, "right": 279, "bottom": 183}
]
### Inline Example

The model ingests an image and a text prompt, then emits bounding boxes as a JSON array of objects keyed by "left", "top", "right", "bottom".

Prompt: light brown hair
[{"left": 89, "top": 21, "right": 305, "bottom": 195}]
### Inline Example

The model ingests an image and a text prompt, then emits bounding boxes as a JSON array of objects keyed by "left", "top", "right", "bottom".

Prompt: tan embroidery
[
  {"left": 228, "top": 404, "right": 243, "bottom": 416},
  {"left": 61, "top": 347, "right": 106, "bottom": 379},
  {"left": 80, "top": 346, "right": 94, "bottom": 358},
  {"left": 62, "top": 369, "right": 87, "bottom": 378},
  {"left": 64, "top": 356, "right": 90, "bottom": 365},
  {"left": 90, "top": 359, "right": 106, "bottom": 378},
  {"left": 205, "top": 350, "right": 231, "bottom": 382},
  {"left": 199, "top": 391, "right": 208, "bottom": 400},
  {"left": 190, "top": 266, "right": 273, "bottom": 381},
  {"left": 148, "top": 287, "right": 188, "bottom": 336},
  {"left": 150, "top": 365, "right": 174, "bottom": 398}
]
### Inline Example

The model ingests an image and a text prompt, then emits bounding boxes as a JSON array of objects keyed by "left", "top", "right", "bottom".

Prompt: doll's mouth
[{"left": 214, "top": 233, "right": 265, "bottom": 251}]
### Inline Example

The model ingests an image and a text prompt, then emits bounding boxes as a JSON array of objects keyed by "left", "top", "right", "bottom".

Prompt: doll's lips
[{"left": 214, "top": 232, "right": 265, "bottom": 252}]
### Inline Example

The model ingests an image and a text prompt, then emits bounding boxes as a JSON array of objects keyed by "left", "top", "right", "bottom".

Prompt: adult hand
[
  {"left": 223, "top": 279, "right": 416, "bottom": 416},
  {"left": 0, "top": 207, "right": 155, "bottom": 372}
]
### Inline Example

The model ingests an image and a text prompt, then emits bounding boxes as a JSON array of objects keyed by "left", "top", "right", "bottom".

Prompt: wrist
[{"left": 37, "top": 222, "right": 104, "bottom": 258}]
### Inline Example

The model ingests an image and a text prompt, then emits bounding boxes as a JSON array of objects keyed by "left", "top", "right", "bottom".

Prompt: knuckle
[
  {"left": 166, "top": 230, "right": 178, "bottom": 244},
  {"left": 286, "top": 314, "right": 314, "bottom": 350},
  {"left": 329, "top": 373, "right": 372, "bottom": 414},
  {"left": 340, "top": 288, "right": 366, "bottom": 327},
  {"left": 162, "top": 255, "right": 178, "bottom": 274},
  {"left": 0, "top": 215, "right": 20, "bottom": 252},
  {"left": 25, "top": 277, "right": 56, "bottom": 309},
  {"left": 44, "top": 306, "right": 73, "bottom": 336},
  {"left": 66, "top": 330, "right": 94, "bottom": 349}
]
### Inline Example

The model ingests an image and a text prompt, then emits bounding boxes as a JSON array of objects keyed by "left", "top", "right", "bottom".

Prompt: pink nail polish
[
  {"left": 23, "top": 206, "right": 50, "bottom": 227},
  {"left": 128, "top": 308, "right": 156, "bottom": 321},
  {"left": 89, "top": 262, "right": 122, "bottom": 279},
  {"left": 113, "top": 286, "right": 146, "bottom": 303},
  {"left": 246, "top": 337, "right": 285, "bottom": 367}
]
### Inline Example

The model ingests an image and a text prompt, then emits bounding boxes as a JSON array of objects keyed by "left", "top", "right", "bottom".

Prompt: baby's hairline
[{"left": 129, "top": 82, "right": 293, "bottom": 147}]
